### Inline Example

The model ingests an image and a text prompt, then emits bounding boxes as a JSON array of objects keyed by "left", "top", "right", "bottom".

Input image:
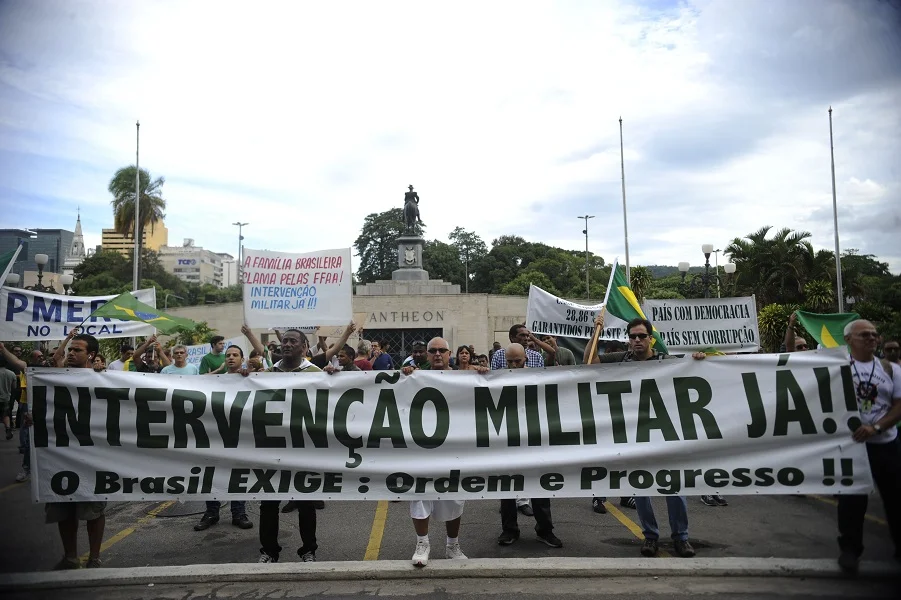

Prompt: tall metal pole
[
  {"left": 619, "top": 117, "right": 631, "bottom": 285},
  {"left": 828, "top": 107, "right": 844, "bottom": 312},
  {"left": 233, "top": 222, "right": 249, "bottom": 282},
  {"left": 714, "top": 249, "right": 721, "bottom": 298},
  {"left": 133, "top": 120, "right": 141, "bottom": 291},
  {"left": 578, "top": 215, "right": 595, "bottom": 300}
]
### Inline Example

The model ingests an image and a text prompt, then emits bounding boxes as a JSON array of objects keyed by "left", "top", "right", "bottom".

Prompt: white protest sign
[
  {"left": 0, "top": 287, "right": 157, "bottom": 341},
  {"left": 242, "top": 248, "right": 352, "bottom": 329},
  {"left": 526, "top": 285, "right": 629, "bottom": 341},
  {"left": 28, "top": 349, "right": 870, "bottom": 501},
  {"left": 643, "top": 297, "right": 760, "bottom": 353},
  {"left": 185, "top": 335, "right": 250, "bottom": 367}
]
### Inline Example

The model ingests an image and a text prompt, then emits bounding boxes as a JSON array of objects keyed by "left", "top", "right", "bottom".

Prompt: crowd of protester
[{"left": 0, "top": 315, "right": 898, "bottom": 574}]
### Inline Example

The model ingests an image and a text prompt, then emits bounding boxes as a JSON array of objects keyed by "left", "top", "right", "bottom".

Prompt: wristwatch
[{"left": 874, "top": 423, "right": 884, "bottom": 433}]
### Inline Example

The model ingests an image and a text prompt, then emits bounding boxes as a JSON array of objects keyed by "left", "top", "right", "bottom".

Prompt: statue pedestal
[
  {"left": 392, "top": 235, "right": 428, "bottom": 281},
  {"left": 355, "top": 234, "right": 461, "bottom": 296}
]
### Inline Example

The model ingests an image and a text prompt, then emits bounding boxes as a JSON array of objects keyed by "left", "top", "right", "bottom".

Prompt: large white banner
[
  {"left": 242, "top": 248, "right": 352, "bottom": 329},
  {"left": 28, "top": 349, "right": 871, "bottom": 501},
  {"left": 526, "top": 285, "right": 629, "bottom": 341},
  {"left": 185, "top": 335, "right": 250, "bottom": 367},
  {"left": 0, "top": 287, "right": 157, "bottom": 341},
  {"left": 644, "top": 297, "right": 760, "bottom": 353}
]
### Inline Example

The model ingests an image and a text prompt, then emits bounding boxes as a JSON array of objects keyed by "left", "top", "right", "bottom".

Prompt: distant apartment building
[
  {"left": 0, "top": 227, "right": 73, "bottom": 276},
  {"left": 101, "top": 221, "right": 169, "bottom": 256},
  {"left": 159, "top": 239, "right": 232, "bottom": 287}
]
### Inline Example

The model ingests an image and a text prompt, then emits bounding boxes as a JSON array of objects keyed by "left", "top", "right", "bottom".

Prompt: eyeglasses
[
  {"left": 628, "top": 333, "right": 649, "bottom": 340},
  {"left": 795, "top": 344, "right": 808, "bottom": 350},
  {"left": 427, "top": 348, "right": 450, "bottom": 354}
]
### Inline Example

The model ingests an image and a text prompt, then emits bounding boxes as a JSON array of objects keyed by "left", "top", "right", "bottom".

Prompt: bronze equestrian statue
[{"left": 403, "top": 185, "right": 422, "bottom": 232}]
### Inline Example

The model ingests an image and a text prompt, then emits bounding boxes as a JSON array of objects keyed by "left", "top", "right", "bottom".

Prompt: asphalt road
[{"left": 0, "top": 432, "right": 895, "bottom": 573}]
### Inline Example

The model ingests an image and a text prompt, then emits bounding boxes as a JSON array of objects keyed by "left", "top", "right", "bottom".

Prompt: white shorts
[{"left": 410, "top": 500, "right": 465, "bottom": 521}]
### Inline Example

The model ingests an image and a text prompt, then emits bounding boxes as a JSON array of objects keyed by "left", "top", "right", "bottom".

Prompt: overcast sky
[{"left": 1, "top": 0, "right": 899, "bottom": 274}]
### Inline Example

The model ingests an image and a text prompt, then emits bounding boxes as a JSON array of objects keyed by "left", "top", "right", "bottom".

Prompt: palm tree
[
  {"left": 109, "top": 166, "right": 166, "bottom": 284},
  {"left": 725, "top": 226, "right": 814, "bottom": 307},
  {"left": 629, "top": 266, "right": 652, "bottom": 303}
]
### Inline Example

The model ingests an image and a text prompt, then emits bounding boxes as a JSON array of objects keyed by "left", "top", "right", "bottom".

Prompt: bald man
[
  {"left": 496, "top": 343, "right": 563, "bottom": 549},
  {"left": 837, "top": 320, "right": 901, "bottom": 573},
  {"left": 404, "top": 337, "right": 468, "bottom": 566}
]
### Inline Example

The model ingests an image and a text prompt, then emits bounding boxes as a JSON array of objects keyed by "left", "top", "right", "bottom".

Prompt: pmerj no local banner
[
  {"left": 242, "top": 248, "right": 352, "bottom": 329},
  {"left": 643, "top": 297, "right": 760, "bottom": 353},
  {"left": 526, "top": 285, "right": 629, "bottom": 341},
  {"left": 28, "top": 349, "right": 871, "bottom": 502},
  {"left": 0, "top": 287, "right": 158, "bottom": 341}
]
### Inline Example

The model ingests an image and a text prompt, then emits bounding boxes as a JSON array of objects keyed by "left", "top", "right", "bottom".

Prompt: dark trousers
[
  {"left": 205, "top": 501, "right": 246, "bottom": 519},
  {"left": 259, "top": 500, "right": 317, "bottom": 559},
  {"left": 501, "top": 498, "right": 554, "bottom": 535},
  {"left": 837, "top": 437, "right": 901, "bottom": 557}
]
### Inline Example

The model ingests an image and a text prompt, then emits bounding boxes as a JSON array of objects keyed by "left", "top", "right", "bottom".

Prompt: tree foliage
[
  {"left": 109, "top": 166, "right": 166, "bottom": 238},
  {"left": 353, "top": 208, "right": 424, "bottom": 284}
]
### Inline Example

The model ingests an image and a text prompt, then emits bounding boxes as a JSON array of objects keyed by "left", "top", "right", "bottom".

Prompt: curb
[{"left": 1, "top": 557, "right": 900, "bottom": 590}]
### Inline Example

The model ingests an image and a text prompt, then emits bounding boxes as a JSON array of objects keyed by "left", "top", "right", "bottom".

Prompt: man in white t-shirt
[
  {"left": 837, "top": 319, "right": 901, "bottom": 574},
  {"left": 160, "top": 345, "right": 199, "bottom": 376},
  {"left": 107, "top": 344, "right": 134, "bottom": 372}
]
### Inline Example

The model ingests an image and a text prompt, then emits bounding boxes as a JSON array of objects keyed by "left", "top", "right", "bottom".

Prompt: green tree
[
  {"left": 172, "top": 321, "right": 216, "bottom": 346},
  {"left": 109, "top": 166, "right": 166, "bottom": 282},
  {"left": 448, "top": 227, "right": 488, "bottom": 293},
  {"left": 499, "top": 270, "right": 559, "bottom": 296},
  {"left": 802, "top": 280, "right": 834, "bottom": 312},
  {"left": 757, "top": 303, "right": 801, "bottom": 352},
  {"left": 354, "top": 208, "right": 424, "bottom": 284},
  {"left": 422, "top": 240, "right": 464, "bottom": 285},
  {"left": 629, "top": 266, "right": 653, "bottom": 303}
]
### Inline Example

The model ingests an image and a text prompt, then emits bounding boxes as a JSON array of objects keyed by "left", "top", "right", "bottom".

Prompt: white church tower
[{"left": 62, "top": 210, "right": 86, "bottom": 275}]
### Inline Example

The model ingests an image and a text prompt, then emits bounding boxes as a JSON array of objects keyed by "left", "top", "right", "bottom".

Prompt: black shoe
[
  {"left": 194, "top": 514, "right": 219, "bottom": 531},
  {"left": 640, "top": 538, "right": 658, "bottom": 557},
  {"left": 713, "top": 495, "right": 728, "bottom": 506},
  {"left": 517, "top": 503, "right": 534, "bottom": 517},
  {"left": 536, "top": 531, "right": 563, "bottom": 548},
  {"left": 700, "top": 495, "right": 718, "bottom": 507},
  {"left": 497, "top": 530, "right": 519, "bottom": 545},
  {"left": 620, "top": 497, "right": 636, "bottom": 509},
  {"left": 281, "top": 501, "right": 298, "bottom": 513},
  {"left": 838, "top": 550, "right": 860, "bottom": 574},
  {"left": 5, "top": 428, "right": 12, "bottom": 440},
  {"left": 592, "top": 497, "right": 608, "bottom": 514},
  {"left": 313, "top": 500, "right": 325, "bottom": 510},
  {"left": 232, "top": 515, "right": 253, "bottom": 529},
  {"left": 674, "top": 540, "right": 696, "bottom": 558}
]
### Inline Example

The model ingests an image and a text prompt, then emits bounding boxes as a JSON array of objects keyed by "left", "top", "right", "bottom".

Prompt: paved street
[{"left": 0, "top": 434, "right": 895, "bottom": 587}]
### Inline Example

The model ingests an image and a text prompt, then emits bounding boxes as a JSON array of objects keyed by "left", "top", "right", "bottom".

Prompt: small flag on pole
[
  {"left": 602, "top": 258, "right": 668, "bottom": 353},
  {"left": 86, "top": 292, "right": 197, "bottom": 335},
  {"left": 794, "top": 310, "right": 860, "bottom": 348},
  {"left": 0, "top": 244, "right": 23, "bottom": 285}
]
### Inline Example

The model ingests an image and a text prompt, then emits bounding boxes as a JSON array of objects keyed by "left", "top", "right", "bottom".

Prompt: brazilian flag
[
  {"left": 88, "top": 292, "right": 197, "bottom": 335},
  {"left": 794, "top": 310, "right": 860, "bottom": 348},
  {"left": 603, "top": 260, "right": 668, "bottom": 353}
]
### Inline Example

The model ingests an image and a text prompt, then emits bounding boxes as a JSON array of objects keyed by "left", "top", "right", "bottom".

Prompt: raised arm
[
  {"left": 52, "top": 327, "right": 81, "bottom": 367},
  {"left": 155, "top": 342, "right": 171, "bottom": 366},
  {"left": 784, "top": 313, "right": 797, "bottom": 352},
  {"left": 134, "top": 334, "right": 157, "bottom": 357},
  {"left": 241, "top": 324, "right": 266, "bottom": 357},
  {"left": 0, "top": 343, "right": 27, "bottom": 372},
  {"left": 528, "top": 331, "right": 557, "bottom": 366},
  {"left": 325, "top": 322, "right": 357, "bottom": 361}
]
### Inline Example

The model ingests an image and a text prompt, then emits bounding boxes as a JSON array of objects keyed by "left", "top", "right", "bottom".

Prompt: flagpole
[
  {"left": 828, "top": 107, "right": 844, "bottom": 312},
  {"left": 133, "top": 120, "right": 141, "bottom": 293},
  {"left": 619, "top": 117, "right": 631, "bottom": 285}
]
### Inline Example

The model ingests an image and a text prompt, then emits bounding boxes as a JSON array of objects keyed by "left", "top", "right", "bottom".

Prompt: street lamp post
[
  {"left": 59, "top": 274, "right": 75, "bottom": 295},
  {"left": 233, "top": 222, "right": 248, "bottom": 282},
  {"left": 577, "top": 215, "right": 595, "bottom": 300},
  {"left": 678, "top": 244, "right": 736, "bottom": 298},
  {"left": 26, "top": 254, "right": 51, "bottom": 292},
  {"left": 5, "top": 273, "right": 21, "bottom": 287}
]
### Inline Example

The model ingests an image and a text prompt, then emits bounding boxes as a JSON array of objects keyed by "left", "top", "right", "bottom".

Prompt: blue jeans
[
  {"left": 19, "top": 425, "right": 30, "bottom": 473},
  {"left": 634, "top": 496, "right": 688, "bottom": 541},
  {"left": 205, "top": 501, "right": 247, "bottom": 519}
]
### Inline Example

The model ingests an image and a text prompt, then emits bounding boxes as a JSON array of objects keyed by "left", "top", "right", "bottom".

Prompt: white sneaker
[
  {"left": 445, "top": 542, "right": 467, "bottom": 559},
  {"left": 15, "top": 471, "right": 29, "bottom": 483},
  {"left": 412, "top": 540, "right": 430, "bottom": 566},
  {"left": 257, "top": 552, "right": 278, "bottom": 563}
]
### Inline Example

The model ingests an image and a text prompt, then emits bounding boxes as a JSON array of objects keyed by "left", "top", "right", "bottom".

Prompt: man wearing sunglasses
[
  {"left": 884, "top": 340, "right": 900, "bottom": 366},
  {"left": 836, "top": 320, "right": 901, "bottom": 574},
  {"left": 583, "top": 313, "right": 704, "bottom": 559},
  {"left": 403, "top": 337, "right": 477, "bottom": 566},
  {"left": 784, "top": 313, "right": 810, "bottom": 352}
]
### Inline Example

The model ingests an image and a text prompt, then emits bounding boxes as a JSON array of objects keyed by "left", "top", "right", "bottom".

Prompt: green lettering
[
  {"left": 577, "top": 382, "right": 597, "bottom": 445},
  {"left": 171, "top": 389, "right": 209, "bottom": 449},
  {"left": 410, "top": 387, "right": 449, "bottom": 449},
  {"left": 289, "top": 389, "right": 329, "bottom": 448},
  {"left": 474, "top": 386, "right": 520, "bottom": 447},
  {"left": 94, "top": 387, "right": 129, "bottom": 446},
  {"left": 742, "top": 372, "right": 767, "bottom": 438},
  {"left": 546, "top": 384, "right": 579, "bottom": 445},
  {"left": 368, "top": 389, "right": 406, "bottom": 448},
  {"left": 252, "top": 389, "right": 286, "bottom": 448},
  {"left": 673, "top": 377, "right": 722, "bottom": 440},
  {"left": 636, "top": 379, "right": 679, "bottom": 442},
  {"left": 135, "top": 388, "right": 169, "bottom": 448},
  {"left": 211, "top": 391, "right": 250, "bottom": 448},
  {"left": 774, "top": 370, "right": 817, "bottom": 435},
  {"left": 597, "top": 381, "right": 631, "bottom": 443}
]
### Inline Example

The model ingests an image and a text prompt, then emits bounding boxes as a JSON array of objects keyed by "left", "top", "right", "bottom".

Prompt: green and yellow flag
[
  {"left": 794, "top": 310, "right": 860, "bottom": 348},
  {"left": 603, "top": 259, "right": 668, "bottom": 353},
  {"left": 87, "top": 292, "right": 197, "bottom": 335}
]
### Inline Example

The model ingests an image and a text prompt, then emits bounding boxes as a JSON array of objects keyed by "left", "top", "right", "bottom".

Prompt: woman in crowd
[{"left": 454, "top": 346, "right": 480, "bottom": 371}]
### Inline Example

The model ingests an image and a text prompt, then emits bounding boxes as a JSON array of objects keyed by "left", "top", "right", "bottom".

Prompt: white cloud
[{"left": 1, "top": 0, "right": 899, "bottom": 275}]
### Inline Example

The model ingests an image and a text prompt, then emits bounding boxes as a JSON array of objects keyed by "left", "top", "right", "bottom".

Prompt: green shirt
[{"left": 199, "top": 352, "right": 226, "bottom": 374}]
